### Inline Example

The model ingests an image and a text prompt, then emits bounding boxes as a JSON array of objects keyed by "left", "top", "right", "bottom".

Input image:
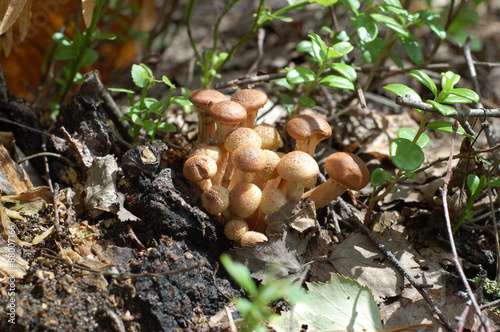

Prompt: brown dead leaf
[
  {"left": 0, "top": 237, "right": 29, "bottom": 277},
  {"left": 84, "top": 155, "right": 119, "bottom": 218},
  {"left": 17, "top": 0, "right": 32, "bottom": 41},
  {"left": 0, "top": 0, "right": 28, "bottom": 35},
  {"left": 0, "top": 205, "right": 31, "bottom": 247},
  {"left": 81, "top": 0, "right": 95, "bottom": 29},
  {"left": 0, "top": 144, "right": 33, "bottom": 195}
]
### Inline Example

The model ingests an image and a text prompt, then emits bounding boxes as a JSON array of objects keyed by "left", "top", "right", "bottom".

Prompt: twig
[
  {"left": 337, "top": 197, "right": 454, "bottom": 331},
  {"left": 52, "top": 183, "right": 61, "bottom": 234},
  {"left": 214, "top": 72, "right": 286, "bottom": 89},
  {"left": 455, "top": 300, "right": 471, "bottom": 332},
  {"left": 17, "top": 152, "right": 74, "bottom": 166},
  {"left": 487, "top": 178, "right": 500, "bottom": 282},
  {"left": 439, "top": 122, "right": 491, "bottom": 332}
]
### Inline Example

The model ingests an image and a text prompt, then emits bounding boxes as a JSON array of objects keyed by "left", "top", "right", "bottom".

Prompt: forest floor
[{"left": 1, "top": 1, "right": 500, "bottom": 331}]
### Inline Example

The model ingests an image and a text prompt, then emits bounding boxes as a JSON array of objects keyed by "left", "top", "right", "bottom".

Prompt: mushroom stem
[{"left": 302, "top": 179, "right": 346, "bottom": 209}]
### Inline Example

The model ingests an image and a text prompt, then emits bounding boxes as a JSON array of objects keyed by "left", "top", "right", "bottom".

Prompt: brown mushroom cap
[
  {"left": 224, "top": 127, "right": 262, "bottom": 153},
  {"left": 231, "top": 89, "right": 268, "bottom": 128},
  {"left": 209, "top": 100, "right": 247, "bottom": 126},
  {"left": 256, "top": 150, "right": 280, "bottom": 181},
  {"left": 325, "top": 152, "right": 370, "bottom": 190},
  {"left": 277, "top": 151, "right": 319, "bottom": 183},
  {"left": 259, "top": 188, "right": 287, "bottom": 214},
  {"left": 287, "top": 114, "right": 332, "bottom": 155},
  {"left": 240, "top": 231, "right": 268, "bottom": 247},
  {"left": 201, "top": 185, "right": 230, "bottom": 215},
  {"left": 229, "top": 183, "right": 262, "bottom": 218},
  {"left": 231, "top": 145, "right": 267, "bottom": 174},
  {"left": 188, "top": 143, "right": 222, "bottom": 164},
  {"left": 189, "top": 89, "right": 227, "bottom": 112},
  {"left": 224, "top": 219, "right": 249, "bottom": 241},
  {"left": 183, "top": 155, "right": 217, "bottom": 183},
  {"left": 253, "top": 124, "right": 283, "bottom": 150}
]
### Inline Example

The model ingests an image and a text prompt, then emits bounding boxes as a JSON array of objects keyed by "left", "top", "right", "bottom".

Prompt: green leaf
[
  {"left": 488, "top": 178, "right": 500, "bottom": 187},
  {"left": 390, "top": 138, "right": 425, "bottom": 171},
  {"left": 271, "top": 274, "right": 382, "bottom": 331},
  {"left": 443, "top": 88, "right": 479, "bottom": 104},
  {"left": 93, "top": 33, "right": 116, "bottom": 40},
  {"left": 404, "top": 171, "right": 417, "bottom": 180},
  {"left": 383, "top": 84, "right": 421, "bottom": 101},
  {"left": 143, "top": 119, "right": 157, "bottom": 135},
  {"left": 339, "top": 0, "right": 360, "bottom": 15},
  {"left": 162, "top": 75, "right": 175, "bottom": 88},
  {"left": 400, "top": 36, "right": 424, "bottom": 65},
  {"left": 427, "top": 100, "right": 456, "bottom": 116},
  {"left": 360, "top": 37, "right": 385, "bottom": 63},
  {"left": 384, "top": 0, "right": 403, "bottom": 7},
  {"left": 108, "top": 87, "right": 135, "bottom": 94},
  {"left": 426, "top": 121, "right": 473, "bottom": 139},
  {"left": 425, "top": 20, "right": 446, "bottom": 40},
  {"left": 387, "top": 50, "right": 404, "bottom": 69},
  {"left": 397, "top": 127, "right": 430, "bottom": 148},
  {"left": 296, "top": 40, "right": 312, "bottom": 54},
  {"left": 467, "top": 174, "right": 481, "bottom": 195},
  {"left": 149, "top": 101, "right": 164, "bottom": 115},
  {"left": 319, "top": 75, "right": 355, "bottom": 90},
  {"left": 441, "top": 71, "right": 461, "bottom": 90},
  {"left": 286, "top": 67, "right": 316, "bottom": 84},
  {"left": 157, "top": 122, "right": 177, "bottom": 133},
  {"left": 330, "top": 41, "right": 354, "bottom": 57},
  {"left": 327, "top": 63, "right": 357, "bottom": 82},
  {"left": 370, "top": 13, "right": 409, "bottom": 37},
  {"left": 131, "top": 63, "right": 153, "bottom": 88},
  {"left": 309, "top": 33, "right": 328, "bottom": 63},
  {"left": 78, "top": 48, "right": 99, "bottom": 68},
  {"left": 370, "top": 168, "right": 395, "bottom": 187},
  {"left": 354, "top": 13, "right": 378, "bottom": 43},
  {"left": 220, "top": 254, "right": 257, "bottom": 297},
  {"left": 300, "top": 96, "right": 316, "bottom": 107},
  {"left": 54, "top": 44, "right": 77, "bottom": 60},
  {"left": 171, "top": 96, "right": 192, "bottom": 107},
  {"left": 314, "top": 0, "right": 339, "bottom": 6},
  {"left": 409, "top": 69, "right": 437, "bottom": 97},
  {"left": 130, "top": 113, "right": 144, "bottom": 126}
]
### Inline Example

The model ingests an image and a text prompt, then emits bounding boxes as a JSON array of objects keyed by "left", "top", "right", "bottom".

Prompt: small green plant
[
  {"left": 109, "top": 63, "right": 191, "bottom": 142},
  {"left": 51, "top": 0, "right": 115, "bottom": 105},
  {"left": 369, "top": 70, "right": 479, "bottom": 214},
  {"left": 284, "top": 32, "right": 357, "bottom": 116},
  {"left": 220, "top": 254, "right": 305, "bottom": 332}
]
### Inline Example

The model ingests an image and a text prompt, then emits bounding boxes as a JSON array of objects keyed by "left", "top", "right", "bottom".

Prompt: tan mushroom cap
[
  {"left": 229, "top": 183, "right": 262, "bottom": 218},
  {"left": 253, "top": 124, "right": 283, "bottom": 150},
  {"left": 209, "top": 100, "right": 247, "bottom": 126},
  {"left": 256, "top": 150, "right": 280, "bottom": 181},
  {"left": 287, "top": 113, "right": 332, "bottom": 142},
  {"left": 325, "top": 152, "right": 370, "bottom": 190},
  {"left": 188, "top": 143, "right": 222, "bottom": 164},
  {"left": 183, "top": 155, "right": 217, "bottom": 183},
  {"left": 189, "top": 89, "right": 227, "bottom": 112},
  {"left": 231, "top": 145, "right": 267, "bottom": 173},
  {"left": 201, "top": 185, "right": 229, "bottom": 215},
  {"left": 231, "top": 89, "right": 268, "bottom": 113},
  {"left": 224, "top": 219, "right": 249, "bottom": 241},
  {"left": 276, "top": 151, "right": 319, "bottom": 183},
  {"left": 240, "top": 231, "right": 268, "bottom": 247},
  {"left": 259, "top": 188, "right": 287, "bottom": 214},
  {"left": 224, "top": 127, "right": 262, "bottom": 153}
]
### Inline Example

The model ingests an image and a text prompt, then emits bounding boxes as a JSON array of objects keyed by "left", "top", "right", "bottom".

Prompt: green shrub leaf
[
  {"left": 319, "top": 75, "right": 355, "bottom": 90},
  {"left": 354, "top": 13, "right": 378, "bottom": 43},
  {"left": 427, "top": 100, "right": 456, "bottom": 116},
  {"left": 371, "top": 168, "right": 395, "bottom": 187},
  {"left": 390, "top": 138, "right": 425, "bottom": 171},
  {"left": 132, "top": 64, "right": 153, "bottom": 88},
  {"left": 286, "top": 67, "right": 316, "bottom": 84},
  {"left": 328, "top": 63, "right": 357, "bottom": 82},
  {"left": 426, "top": 121, "right": 473, "bottom": 138},
  {"left": 409, "top": 69, "right": 437, "bottom": 97},
  {"left": 401, "top": 36, "right": 424, "bottom": 65},
  {"left": 397, "top": 127, "right": 430, "bottom": 148},
  {"left": 383, "top": 84, "right": 421, "bottom": 101}
]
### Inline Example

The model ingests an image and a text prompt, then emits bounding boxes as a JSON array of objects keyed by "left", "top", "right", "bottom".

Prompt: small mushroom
[
  {"left": 228, "top": 145, "right": 267, "bottom": 190},
  {"left": 230, "top": 89, "right": 268, "bottom": 128},
  {"left": 253, "top": 150, "right": 281, "bottom": 189},
  {"left": 201, "top": 185, "right": 230, "bottom": 215},
  {"left": 229, "top": 183, "right": 262, "bottom": 218},
  {"left": 253, "top": 124, "right": 283, "bottom": 150},
  {"left": 302, "top": 152, "right": 370, "bottom": 209},
  {"left": 183, "top": 154, "right": 217, "bottom": 192},
  {"left": 276, "top": 151, "right": 319, "bottom": 200},
  {"left": 240, "top": 231, "right": 268, "bottom": 247},
  {"left": 287, "top": 114, "right": 332, "bottom": 156},
  {"left": 224, "top": 219, "right": 249, "bottom": 241},
  {"left": 259, "top": 188, "right": 288, "bottom": 215},
  {"left": 189, "top": 89, "right": 228, "bottom": 145},
  {"left": 188, "top": 143, "right": 222, "bottom": 164}
]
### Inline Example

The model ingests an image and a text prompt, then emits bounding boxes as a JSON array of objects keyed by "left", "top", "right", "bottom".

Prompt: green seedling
[
  {"left": 220, "top": 254, "right": 305, "bottom": 332},
  {"left": 109, "top": 63, "right": 191, "bottom": 142},
  {"left": 283, "top": 32, "right": 356, "bottom": 116}
]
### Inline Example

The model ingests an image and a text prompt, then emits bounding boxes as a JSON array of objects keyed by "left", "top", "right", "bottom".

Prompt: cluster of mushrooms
[{"left": 183, "top": 89, "right": 370, "bottom": 247}]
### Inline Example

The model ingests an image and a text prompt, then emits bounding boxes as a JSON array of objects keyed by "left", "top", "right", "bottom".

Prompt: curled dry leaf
[
  {"left": 81, "top": 0, "right": 96, "bottom": 29},
  {"left": 0, "top": 0, "right": 29, "bottom": 35}
]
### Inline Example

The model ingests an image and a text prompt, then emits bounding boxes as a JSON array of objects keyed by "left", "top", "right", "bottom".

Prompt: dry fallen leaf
[
  {"left": 81, "top": 0, "right": 96, "bottom": 29},
  {"left": 0, "top": 0, "right": 29, "bottom": 35}
]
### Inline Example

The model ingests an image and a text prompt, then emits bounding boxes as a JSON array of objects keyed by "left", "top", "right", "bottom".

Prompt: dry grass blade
[
  {"left": 0, "top": 0, "right": 28, "bottom": 35},
  {"left": 17, "top": 0, "right": 32, "bottom": 41},
  {"left": 82, "top": 0, "right": 96, "bottom": 28},
  {"left": 3, "top": 27, "right": 12, "bottom": 56}
]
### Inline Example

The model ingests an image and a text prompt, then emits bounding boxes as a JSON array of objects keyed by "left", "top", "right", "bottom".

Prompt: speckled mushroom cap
[
  {"left": 208, "top": 100, "right": 247, "bottom": 126},
  {"left": 188, "top": 89, "right": 227, "bottom": 112},
  {"left": 325, "top": 152, "right": 370, "bottom": 190},
  {"left": 240, "top": 231, "right": 268, "bottom": 247},
  {"left": 224, "top": 127, "right": 262, "bottom": 153},
  {"left": 287, "top": 113, "right": 332, "bottom": 141},
  {"left": 183, "top": 155, "right": 217, "bottom": 183},
  {"left": 188, "top": 143, "right": 222, "bottom": 164},
  {"left": 253, "top": 124, "right": 283, "bottom": 150},
  {"left": 230, "top": 89, "right": 268, "bottom": 113},
  {"left": 231, "top": 145, "right": 267, "bottom": 173},
  {"left": 229, "top": 183, "right": 262, "bottom": 218},
  {"left": 201, "top": 185, "right": 229, "bottom": 215},
  {"left": 276, "top": 151, "right": 319, "bottom": 182}
]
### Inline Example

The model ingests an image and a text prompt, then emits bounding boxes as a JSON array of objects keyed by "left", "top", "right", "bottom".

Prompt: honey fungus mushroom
[
  {"left": 188, "top": 89, "right": 228, "bottom": 144},
  {"left": 302, "top": 152, "right": 370, "bottom": 209},
  {"left": 183, "top": 154, "right": 217, "bottom": 192},
  {"left": 230, "top": 89, "right": 268, "bottom": 128},
  {"left": 276, "top": 151, "right": 319, "bottom": 200}
]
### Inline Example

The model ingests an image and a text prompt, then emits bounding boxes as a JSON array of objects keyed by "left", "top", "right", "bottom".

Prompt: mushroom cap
[
  {"left": 231, "top": 145, "right": 267, "bottom": 173},
  {"left": 201, "top": 185, "right": 229, "bottom": 215},
  {"left": 230, "top": 89, "right": 268, "bottom": 113},
  {"left": 224, "top": 127, "right": 262, "bottom": 153},
  {"left": 188, "top": 89, "right": 227, "bottom": 112},
  {"left": 276, "top": 151, "right": 319, "bottom": 182},
  {"left": 325, "top": 152, "right": 370, "bottom": 190},
  {"left": 253, "top": 124, "right": 283, "bottom": 150},
  {"left": 188, "top": 143, "right": 222, "bottom": 164},
  {"left": 224, "top": 219, "right": 249, "bottom": 241},
  {"left": 240, "top": 231, "right": 268, "bottom": 247},
  {"left": 287, "top": 114, "right": 332, "bottom": 141},
  {"left": 209, "top": 100, "right": 247, "bottom": 126},
  {"left": 256, "top": 150, "right": 280, "bottom": 180},
  {"left": 183, "top": 155, "right": 217, "bottom": 182},
  {"left": 259, "top": 188, "right": 287, "bottom": 214},
  {"left": 229, "top": 183, "right": 262, "bottom": 218}
]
